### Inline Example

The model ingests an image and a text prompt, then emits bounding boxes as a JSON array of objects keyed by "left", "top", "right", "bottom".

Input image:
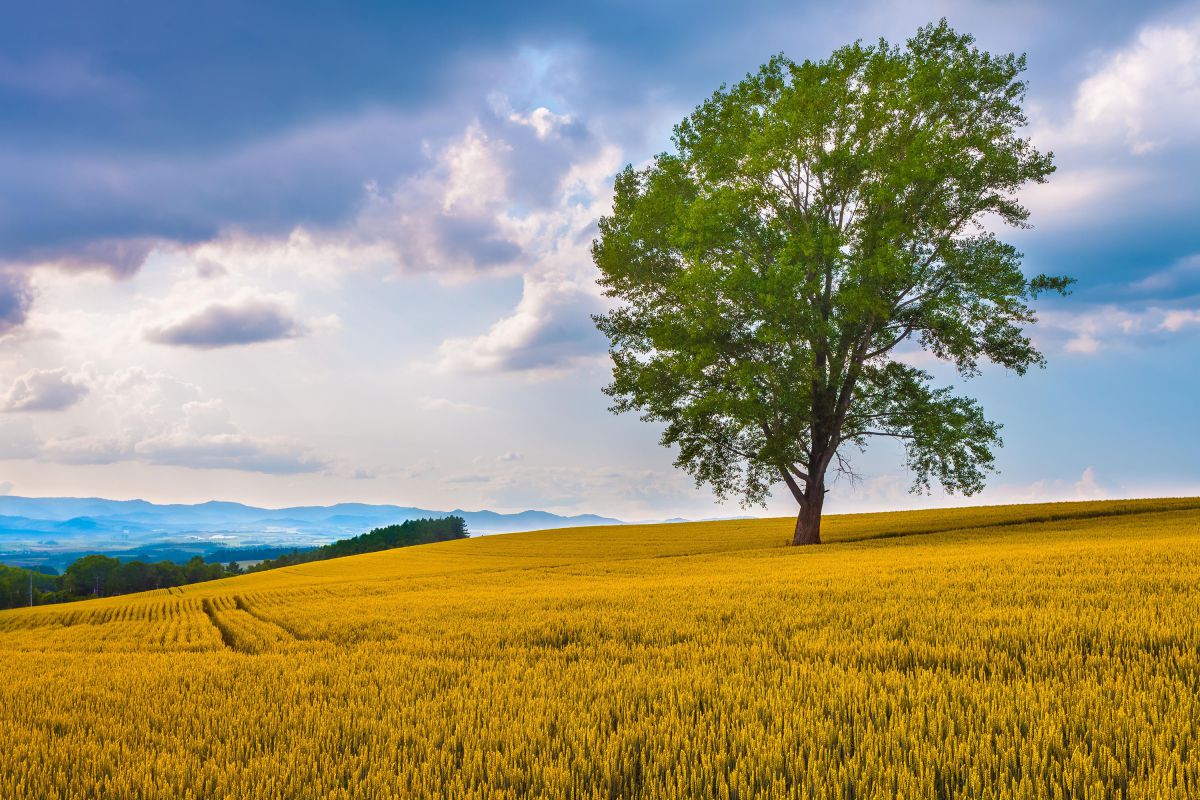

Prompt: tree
[
  {"left": 63, "top": 554, "right": 121, "bottom": 596},
  {"left": 592, "top": 21, "right": 1072, "bottom": 545},
  {"left": 116, "top": 560, "right": 154, "bottom": 594}
]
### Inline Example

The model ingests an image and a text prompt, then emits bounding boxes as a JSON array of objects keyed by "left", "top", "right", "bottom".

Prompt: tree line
[
  {"left": 0, "top": 516, "right": 468, "bottom": 609},
  {"left": 246, "top": 516, "right": 468, "bottom": 571},
  {"left": 0, "top": 556, "right": 242, "bottom": 609}
]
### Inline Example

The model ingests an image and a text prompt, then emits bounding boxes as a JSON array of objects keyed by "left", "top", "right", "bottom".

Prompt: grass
[{"left": 1, "top": 498, "right": 1198, "bottom": 798}]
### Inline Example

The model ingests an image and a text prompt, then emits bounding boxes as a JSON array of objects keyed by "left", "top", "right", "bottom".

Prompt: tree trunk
[{"left": 792, "top": 488, "right": 824, "bottom": 546}]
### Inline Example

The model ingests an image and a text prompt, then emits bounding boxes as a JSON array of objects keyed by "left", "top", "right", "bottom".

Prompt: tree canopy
[{"left": 593, "top": 21, "right": 1072, "bottom": 544}]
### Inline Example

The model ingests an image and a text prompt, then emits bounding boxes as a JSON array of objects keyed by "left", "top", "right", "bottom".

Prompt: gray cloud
[
  {"left": 2, "top": 368, "right": 89, "bottom": 412},
  {"left": 133, "top": 433, "right": 328, "bottom": 475},
  {"left": 498, "top": 296, "right": 608, "bottom": 372},
  {"left": 437, "top": 279, "right": 609, "bottom": 375},
  {"left": 34, "top": 431, "right": 328, "bottom": 474},
  {"left": 0, "top": 3, "right": 1191, "bottom": 323},
  {"left": 146, "top": 297, "right": 308, "bottom": 349},
  {"left": 0, "top": 87, "right": 606, "bottom": 316},
  {"left": 41, "top": 435, "right": 131, "bottom": 465},
  {"left": 0, "top": 109, "right": 435, "bottom": 292},
  {"left": 435, "top": 216, "right": 522, "bottom": 270},
  {"left": 37, "top": 238, "right": 158, "bottom": 279},
  {"left": 0, "top": 270, "right": 33, "bottom": 334}
]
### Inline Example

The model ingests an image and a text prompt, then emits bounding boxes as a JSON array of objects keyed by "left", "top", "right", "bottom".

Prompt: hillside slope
[{"left": 2, "top": 499, "right": 1199, "bottom": 799}]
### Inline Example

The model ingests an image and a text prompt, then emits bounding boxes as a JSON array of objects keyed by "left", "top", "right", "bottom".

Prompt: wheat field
[{"left": 1, "top": 499, "right": 1198, "bottom": 799}]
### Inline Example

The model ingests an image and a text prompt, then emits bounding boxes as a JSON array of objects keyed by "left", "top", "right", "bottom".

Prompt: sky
[{"left": 1, "top": 0, "right": 1198, "bottom": 519}]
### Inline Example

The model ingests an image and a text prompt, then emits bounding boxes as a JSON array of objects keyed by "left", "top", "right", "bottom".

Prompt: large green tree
[{"left": 593, "top": 21, "right": 1072, "bottom": 545}]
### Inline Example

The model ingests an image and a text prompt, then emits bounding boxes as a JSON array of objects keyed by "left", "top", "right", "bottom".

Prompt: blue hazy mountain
[{"left": 0, "top": 496, "right": 623, "bottom": 570}]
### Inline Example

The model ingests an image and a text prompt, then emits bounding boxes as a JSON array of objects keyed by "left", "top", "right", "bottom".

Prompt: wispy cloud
[
  {"left": 24, "top": 368, "right": 329, "bottom": 475},
  {"left": 1037, "top": 303, "right": 1200, "bottom": 355},
  {"left": 0, "top": 52, "right": 135, "bottom": 101},
  {"left": 418, "top": 396, "right": 491, "bottom": 413},
  {"left": 1129, "top": 253, "right": 1200, "bottom": 297}
]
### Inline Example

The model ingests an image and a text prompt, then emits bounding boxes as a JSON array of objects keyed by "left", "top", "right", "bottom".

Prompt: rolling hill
[
  {"left": 2, "top": 498, "right": 1198, "bottom": 798},
  {"left": 0, "top": 495, "right": 622, "bottom": 570}
]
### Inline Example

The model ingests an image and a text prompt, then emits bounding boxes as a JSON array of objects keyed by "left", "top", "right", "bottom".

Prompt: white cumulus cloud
[
  {"left": 1, "top": 367, "right": 89, "bottom": 412},
  {"left": 1049, "top": 15, "right": 1200, "bottom": 154}
]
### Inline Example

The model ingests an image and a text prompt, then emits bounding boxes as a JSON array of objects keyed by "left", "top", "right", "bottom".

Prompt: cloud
[
  {"left": 0, "top": 42, "right": 623, "bottom": 347},
  {"left": 21, "top": 368, "right": 329, "bottom": 475},
  {"left": 146, "top": 294, "right": 309, "bottom": 349},
  {"left": 40, "top": 435, "right": 131, "bottom": 465},
  {"left": 497, "top": 450, "right": 524, "bottom": 462},
  {"left": 425, "top": 120, "right": 621, "bottom": 376},
  {"left": 0, "top": 109, "right": 431, "bottom": 333},
  {"left": 1073, "top": 466, "right": 1107, "bottom": 500},
  {"left": 0, "top": 109, "right": 428, "bottom": 281},
  {"left": 1048, "top": 15, "right": 1200, "bottom": 155},
  {"left": 1063, "top": 332, "right": 1102, "bottom": 355},
  {"left": 1018, "top": 168, "right": 1145, "bottom": 227},
  {"left": 418, "top": 396, "right": 491, "bottom": 413},
  {"left": 436, "top": 275, "right": 609, "bottom": 376},
  {"left": 38, "top": 428, "right": 327, "bottom": 475},
  {"left": 346, "top": 119, "right": 560, "bottom": 279},
  {"left": 344, "top": 122, "right": 525, "bottom": 278},
  {"left": 445, "top": 473, "right": 492, "bottom": 484},
  {"left": 1, "top": 367, "right": 89, "bottom": 412},
  {"left": 1159, "top": 309, "right": 1200, "bottom": 332},
  {"left": 182, "top": 228, "right": 394, "bottom": 286},
  {"left": 128, "top": 396, "right": 327, "bottom": 474},
  {"left": 507, "top": 106, "right": 573, "bottom": 139},
  {"left": 1131, "top": 253, "right": 1200, "bottom": 297},
  {"left": 8, "top": 238, "right": 161, "bottom": 279},
  {"left": 0, "top": 270, "right": 33, "bottom": 334},
  {"left": 172, "top": 106, "right": 619, "bottom": 376},
  {"left": 1036, "top": 302, "right": 1200, "bottom": 355},
  {"left": 134, "top": 116, "right": 542, "bottom": 288},
  {"left": 153, "top": 105, "right": 607, "bottom": 289},
  {"left": 133, "top": 431, "right": 326, "bottom": 474}
]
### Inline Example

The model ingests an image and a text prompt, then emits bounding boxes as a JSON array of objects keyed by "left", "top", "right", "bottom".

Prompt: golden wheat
[{"left": 1, "top": 498, "right": 1198, "bottom": 799}]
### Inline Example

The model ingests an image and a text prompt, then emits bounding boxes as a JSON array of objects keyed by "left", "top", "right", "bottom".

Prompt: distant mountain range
[{"left": 0, "top": 496, "right": 623, "bottom": 570}]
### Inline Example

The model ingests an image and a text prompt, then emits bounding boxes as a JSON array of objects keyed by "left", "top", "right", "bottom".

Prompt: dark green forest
[
  {"left": 247, "top": 516, "right": 468, "bottom": 571},
  {"left": 0, "top": 516, "right": 468, "bottom": 609}
]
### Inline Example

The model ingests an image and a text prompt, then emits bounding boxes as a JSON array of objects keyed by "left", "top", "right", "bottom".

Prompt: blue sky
[{"left": 1, "top": 0, "right": 1198, "bottom": 518}]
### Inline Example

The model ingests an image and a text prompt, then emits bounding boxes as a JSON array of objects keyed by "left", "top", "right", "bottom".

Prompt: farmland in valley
[{"left": 2, "top": 499, "right": 1198, "bottom": 799}]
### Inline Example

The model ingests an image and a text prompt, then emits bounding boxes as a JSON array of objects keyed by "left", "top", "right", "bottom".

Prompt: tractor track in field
[{"left": 200, "top": 598, "right": 237, "bottom": 651}]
